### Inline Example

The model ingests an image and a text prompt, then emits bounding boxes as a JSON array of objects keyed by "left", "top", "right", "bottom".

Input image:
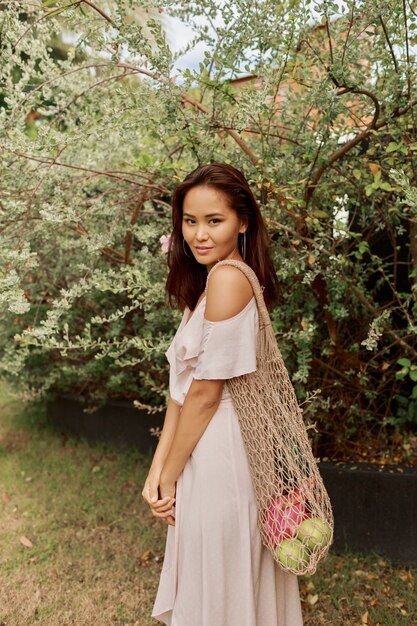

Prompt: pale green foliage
[
  {"left": 390, "top": 168, "right": 417, "bottom": 215},
  {"left": 361, "top": 309, "right": 393, "bottom": 351},
  {"left": 1, "top": 0, "right": 417, "bottom": 449}
]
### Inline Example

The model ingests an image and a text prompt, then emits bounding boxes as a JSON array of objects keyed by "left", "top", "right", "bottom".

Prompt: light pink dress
[{"left": 151, "top": 294, "right": 304, "bottom": 626}]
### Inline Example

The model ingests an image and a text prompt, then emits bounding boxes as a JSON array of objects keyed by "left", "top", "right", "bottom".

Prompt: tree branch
[
  {"left": 12, "top": 1, "right": 82, "bottom": 49},
  {"left": 18, "top": 145, "right": 67, "bottom": 250},
  {"left": 304, "top": 85, "right": 381, "bottom": 209},
  {"left": 379, "top": 15, "right": 399, "bottom": 73},
  {"left": 6, "top": 149, "right": 169, "bottom": 192},
  {"left": 325, "top": 15, "right": 334, "bottom": 67},
  {"left": 81, "top": 0, "right": 113, "bottom": 24},
  {"left": 124, "top": 144, "right": 184, "bottom": 264},
  {"left": 349, "top": 283, "right": 417, "bottom": 359},
  {"left": 66, "top": 222, "right": 125, "bottom": 264},
  {"left": 402, "top": 0, "right": 412, "bottom": 98},
  {"left": 46, "top": 69, "right": 144, "bottom": 129}
]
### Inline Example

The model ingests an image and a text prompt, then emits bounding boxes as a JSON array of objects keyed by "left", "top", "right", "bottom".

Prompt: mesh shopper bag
[{"left": 205, "top": 259, "right": 334, "bottom": 575}]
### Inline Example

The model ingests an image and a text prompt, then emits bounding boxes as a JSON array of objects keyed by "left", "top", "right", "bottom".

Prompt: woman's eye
[{"left": 184, "top": 218, "right": 220, "bottom": 224}]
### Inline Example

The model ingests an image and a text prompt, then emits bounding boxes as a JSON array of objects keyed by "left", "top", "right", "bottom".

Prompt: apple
[
  {"left": 295, "top": 517, "right": 331, "bottom": 551},
  {"left": 262, "top": 489, "right": 308, "bottom": 548},
  {"left": 276, "top": 538, "right": 308, "bottom": 572}
]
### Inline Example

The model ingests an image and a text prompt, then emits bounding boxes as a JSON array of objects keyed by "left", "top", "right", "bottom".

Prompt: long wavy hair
[{"left": 165, "top": 163, "right": 281, "bottom": 312}]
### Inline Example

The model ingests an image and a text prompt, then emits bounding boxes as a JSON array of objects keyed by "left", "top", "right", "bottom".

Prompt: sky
[{"left": 163, "top": 12, "right": 210, "bottom": 73}]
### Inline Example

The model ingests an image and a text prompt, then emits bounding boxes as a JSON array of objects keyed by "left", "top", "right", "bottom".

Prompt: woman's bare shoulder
[{"left": 205, "top": 264, "right": 254, "bottom": 322}]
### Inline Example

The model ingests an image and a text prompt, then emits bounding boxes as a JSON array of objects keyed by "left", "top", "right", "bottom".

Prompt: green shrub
[{"left": 1, "top": 1, "right": 417, "bottom": 456}]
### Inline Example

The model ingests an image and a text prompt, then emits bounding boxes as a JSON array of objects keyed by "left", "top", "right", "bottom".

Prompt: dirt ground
[{"left": 0, "top": 384, "right": 415, "bottom": 625}]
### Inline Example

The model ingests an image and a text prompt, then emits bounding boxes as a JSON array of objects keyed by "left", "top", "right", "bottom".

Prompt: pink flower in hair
[{"left": 160, "top": 234, "right": 172, "bottom": 254}]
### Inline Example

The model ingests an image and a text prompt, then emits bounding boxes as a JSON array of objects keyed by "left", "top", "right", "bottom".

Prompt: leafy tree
[{"left": 1, "top": 0, "right": 417, "bottom": 461}]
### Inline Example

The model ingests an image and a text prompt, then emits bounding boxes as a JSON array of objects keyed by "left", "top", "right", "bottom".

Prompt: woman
[{"left": 142, "top": 163, "right": 304, "bottom": 625}]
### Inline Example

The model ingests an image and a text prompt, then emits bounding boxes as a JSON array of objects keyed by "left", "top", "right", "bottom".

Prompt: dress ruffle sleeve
[{"left": 193, "top": 296, "right": 259, "bottom": 380}]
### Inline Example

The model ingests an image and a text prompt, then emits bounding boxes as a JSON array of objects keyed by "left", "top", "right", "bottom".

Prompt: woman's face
[{"left": 182, "top": 185, "right": 247, "bottom": 272}]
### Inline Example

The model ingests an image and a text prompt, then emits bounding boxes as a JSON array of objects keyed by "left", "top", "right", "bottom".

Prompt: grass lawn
[{"left": 0, "top": 381, "right": 415, "bottom": 625}]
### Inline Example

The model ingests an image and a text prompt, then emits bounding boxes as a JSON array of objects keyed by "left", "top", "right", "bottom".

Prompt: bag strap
[{"left": 204, "top": 259, "right": 271, "bottom": 329}]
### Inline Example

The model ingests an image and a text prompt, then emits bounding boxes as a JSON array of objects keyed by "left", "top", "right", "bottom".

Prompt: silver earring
[
  {"left": 182, "top": 238, "right": 191, "bottom": 258},
  {"left": 240, "top": 231, "right": 247, "bottom": 260}
]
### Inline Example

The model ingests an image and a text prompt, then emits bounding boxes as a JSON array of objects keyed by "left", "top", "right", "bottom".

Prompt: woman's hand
[
  {"left": 142, "top": 466, "right": 176, "bottom": 526},
  {"left": 159, "top": 480, "right": 177, "bottom": 526},
  {"left": 142, "top": 465, "right": 162, "bottom": 506}
]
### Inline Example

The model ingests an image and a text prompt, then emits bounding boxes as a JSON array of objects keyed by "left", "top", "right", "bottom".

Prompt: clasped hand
[{"left": 142, "top": 470, "right": 176, "bottom": 526}]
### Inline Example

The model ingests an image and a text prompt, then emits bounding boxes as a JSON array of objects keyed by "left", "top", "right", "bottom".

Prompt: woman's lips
[{"left": 195, "top": 247, "right": 212, "bottom": 254}]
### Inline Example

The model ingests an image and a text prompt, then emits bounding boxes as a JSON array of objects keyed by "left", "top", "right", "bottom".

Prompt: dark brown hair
[{"left": 165, "top": 162, "right": 281, "bottom": 311}]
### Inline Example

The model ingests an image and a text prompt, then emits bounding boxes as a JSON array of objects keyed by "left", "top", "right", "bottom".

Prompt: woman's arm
[
  {"left": 159, "top": 379, "right": 223, "bottom": 487},
  {"left": 160, "top": 265, "right": 254, "bottom": 488},
  {"left": 142, "top": 398, "right": 181, "bottom": 510},
  {"left": 150, "top": 396, "right": 182, "bottom": 472},
  {"left": 146, "top": 384, "right": 222, "bottom": 527}
]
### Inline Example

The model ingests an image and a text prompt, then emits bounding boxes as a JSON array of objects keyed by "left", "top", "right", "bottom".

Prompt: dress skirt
[{"left": 151, "top": 397, "right": 304, "bottom": 626}]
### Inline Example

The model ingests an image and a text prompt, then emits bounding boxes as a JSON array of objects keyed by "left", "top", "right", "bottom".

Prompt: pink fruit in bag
[{"left": 263, "top": 488, "right": 308, "bottom": 549}]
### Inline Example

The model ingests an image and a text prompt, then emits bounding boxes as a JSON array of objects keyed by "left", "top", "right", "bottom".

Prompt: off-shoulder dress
[{"left": 151, "top": 293, "right": 303, "bottom": 626}]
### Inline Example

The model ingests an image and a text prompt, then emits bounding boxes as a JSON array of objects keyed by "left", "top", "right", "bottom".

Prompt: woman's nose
[{"left": 196, "top": 225, "right": 209, "bottom": 239}]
